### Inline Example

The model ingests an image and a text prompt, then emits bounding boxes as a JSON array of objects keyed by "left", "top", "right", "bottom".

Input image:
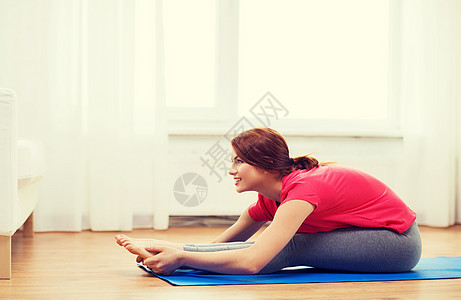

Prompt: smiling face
[{"left": 228, "top": 149, "right": 267, "bottom": 193}]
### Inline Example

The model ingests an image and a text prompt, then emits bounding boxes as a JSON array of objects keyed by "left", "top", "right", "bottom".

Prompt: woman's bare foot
[
  {"left": 115, "top": 235, "right": 183, "bottom": 256},
  {"left": 115, "top": 235, "right": 183, "bottom": 274}
]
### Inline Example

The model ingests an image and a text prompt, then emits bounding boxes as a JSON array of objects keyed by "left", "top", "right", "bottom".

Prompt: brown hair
[{"left": 231, "top": 127, "right": 319, "bottom": 178}]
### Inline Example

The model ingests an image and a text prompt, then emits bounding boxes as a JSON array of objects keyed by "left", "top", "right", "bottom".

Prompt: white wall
[{"left": 162, "top": 134, "right": 406, "bottom": 217}]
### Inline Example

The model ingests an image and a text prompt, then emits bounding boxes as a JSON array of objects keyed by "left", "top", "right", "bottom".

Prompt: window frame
[{"left": 167, "top": 0, "right": 402, "bottom": 138}]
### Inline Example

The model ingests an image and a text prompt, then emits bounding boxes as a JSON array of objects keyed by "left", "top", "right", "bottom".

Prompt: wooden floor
[{"left": 1, "top": 225, "right": 460, "bottom": 299}]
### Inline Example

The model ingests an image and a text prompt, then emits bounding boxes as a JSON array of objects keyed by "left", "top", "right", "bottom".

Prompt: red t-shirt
[{"left": 248, "top": 165, "right": 416, "bottom": 233}]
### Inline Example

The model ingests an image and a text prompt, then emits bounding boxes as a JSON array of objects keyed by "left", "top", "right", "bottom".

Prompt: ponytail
[
  {"left": 292, "top": 155, "right": 319, "bottom": 171},
  {"left": 279, "top": 155, "right": 319, "bottom": 178}
]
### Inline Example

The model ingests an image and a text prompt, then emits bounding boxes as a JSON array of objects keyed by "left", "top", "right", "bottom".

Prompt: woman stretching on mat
[{"left": 116, "top": 127, "right": 421, "bottom": 275}]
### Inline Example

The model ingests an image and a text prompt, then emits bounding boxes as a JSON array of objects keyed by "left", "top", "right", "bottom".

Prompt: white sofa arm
[
  {"left": 0, "top": 88, "right": 18, "bottom": 236},
  {"left": 1, "top": 88, "right": 46, "bottom": 279}
]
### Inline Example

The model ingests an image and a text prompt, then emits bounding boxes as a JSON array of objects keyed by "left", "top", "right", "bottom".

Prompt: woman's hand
[
  {"left": 142, "top": 246, "right": 185, "bottom": 275},
  {"left": 147, "top": 200, "right": 315, "bottom": 275}
]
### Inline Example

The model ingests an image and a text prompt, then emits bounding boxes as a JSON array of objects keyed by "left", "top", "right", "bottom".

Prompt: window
[
  {"left": 164, "top": 0, "right": 217, "bottom": 120},
  {"left": 166, "top": 0, "right": 400, "bottom": 135}
]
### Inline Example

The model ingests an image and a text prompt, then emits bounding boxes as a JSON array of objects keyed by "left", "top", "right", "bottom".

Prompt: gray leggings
[{"left": 184, "top": 222, "right": 422, "bottom": 274}]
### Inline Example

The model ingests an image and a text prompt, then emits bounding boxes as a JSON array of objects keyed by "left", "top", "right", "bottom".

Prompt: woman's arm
[
  {"left": 212, "top": 208, "right": 267, "bottom": 243},
  {"left": 143, "top": 200, "right": 314, "bottom": 275}
]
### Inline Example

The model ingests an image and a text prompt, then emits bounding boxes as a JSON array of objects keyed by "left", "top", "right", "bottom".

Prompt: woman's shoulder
[
  {"left": 282, "top": 166, "right": 324, "bottom": 188},
  {"left": 283, "top": 164, "right": 334, "bottom": 179},
  {"left": 282, "top": 164, "right": 363, "bottom": 185}
]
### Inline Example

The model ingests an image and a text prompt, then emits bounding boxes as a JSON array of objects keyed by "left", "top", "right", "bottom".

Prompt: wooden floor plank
[
  {"left": 0, "top": 235, "right": 11, "bottom": 279},
  {"left": 0, "top": 225, "right": 460, "bottom": 299}
]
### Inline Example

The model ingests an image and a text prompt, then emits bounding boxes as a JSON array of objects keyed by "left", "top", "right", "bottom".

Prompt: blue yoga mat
[{"left": 138, "top": 256, "right": 461, "bottom": 286}]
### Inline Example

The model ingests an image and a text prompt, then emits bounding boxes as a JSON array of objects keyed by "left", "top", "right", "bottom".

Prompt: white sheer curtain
[
  {"left": 400, "top": 0, "right": 461, "bottom": 226},
  {"left": 0, "top": 0, "right": 168, "bottom": 231},
  {"left": 1, "top": 0, "right": 460, "bottom": 231}
]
